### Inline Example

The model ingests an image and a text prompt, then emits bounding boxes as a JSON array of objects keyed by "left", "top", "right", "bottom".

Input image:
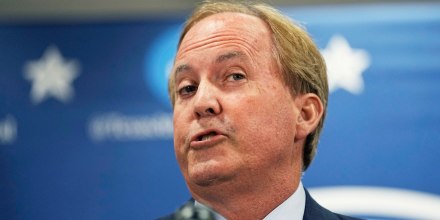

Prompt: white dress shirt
[{"left": 195, "top": 181, "right": 306, "bottom": 220}]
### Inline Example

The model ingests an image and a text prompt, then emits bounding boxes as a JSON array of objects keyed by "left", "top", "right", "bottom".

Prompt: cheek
[
  {"left": 173, "top": 108, "right": 189, "bottom": 159},
  {"left": 232, "top": 90, "right": 297, "bottom": 156},
  {"left": 173, "top": 105, "right": 189, "bottom": 137},
  {"left": 172, "top": 113, "right": 181, "bottom": 144}
]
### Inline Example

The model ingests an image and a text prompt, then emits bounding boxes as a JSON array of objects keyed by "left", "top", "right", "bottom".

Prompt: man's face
[{"left": 172, "top": 13, "right": 302, "bottom": 190}]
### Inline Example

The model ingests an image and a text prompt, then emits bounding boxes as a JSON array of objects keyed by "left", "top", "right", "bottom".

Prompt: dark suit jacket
[
  {"left": 303, "top": 190, "right": 361, "bottom": 220},
  {"left": 158, "top": 188, "right": 362, "bottom": 220}
]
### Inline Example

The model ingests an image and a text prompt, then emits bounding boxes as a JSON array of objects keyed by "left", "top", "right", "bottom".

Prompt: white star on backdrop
[
  {"left": 24, "top": 45, "right": 80, "bottom": 104},
  {"left": 321, "top": 35, "right": 370, "bottom": 94}
]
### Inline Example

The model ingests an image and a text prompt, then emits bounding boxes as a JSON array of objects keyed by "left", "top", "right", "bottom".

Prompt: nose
[{"left": 193, "top": 82, "right": 221, "bottom": 118}]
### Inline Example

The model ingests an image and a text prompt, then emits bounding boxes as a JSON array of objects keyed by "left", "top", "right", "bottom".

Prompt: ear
[{"left": 294, "top": 93, "right": 324, "bottom": 141}]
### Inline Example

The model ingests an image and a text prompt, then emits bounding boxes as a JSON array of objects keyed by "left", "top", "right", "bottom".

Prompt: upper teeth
[{"left": 201, "top": 133, "right": 215, "bottom": 141}]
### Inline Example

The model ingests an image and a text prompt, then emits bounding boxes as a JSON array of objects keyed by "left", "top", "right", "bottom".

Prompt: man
[{"left": 161, "top": 1, "right": 360, "bottom": 219}]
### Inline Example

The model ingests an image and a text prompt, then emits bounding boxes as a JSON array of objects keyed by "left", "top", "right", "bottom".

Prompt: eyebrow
[
  {"left": 216, "top": 51, "right": 245, "bottom": 63},
  {"left": 174, "top": 64, "right": 191, "bottom": 76},
  {"left": 173, "top": 51, "right": 245, "bottom": 77}
]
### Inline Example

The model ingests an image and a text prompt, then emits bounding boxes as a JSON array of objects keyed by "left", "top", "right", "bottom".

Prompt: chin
[{"left": 188, "top": 161, "right": 234, "bottom": 187}]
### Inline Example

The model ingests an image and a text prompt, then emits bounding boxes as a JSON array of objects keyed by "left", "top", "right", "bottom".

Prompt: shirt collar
[{"left": 194, "top": 181, "right": 305, "bottom": 220}]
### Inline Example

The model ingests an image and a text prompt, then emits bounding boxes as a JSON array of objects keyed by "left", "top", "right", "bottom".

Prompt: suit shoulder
[
  {"left": 335, "top": 213, "right": 363, "bottom": 220},
  {"left": 304, "top": 189, "right": 364, "bottom": 220}
]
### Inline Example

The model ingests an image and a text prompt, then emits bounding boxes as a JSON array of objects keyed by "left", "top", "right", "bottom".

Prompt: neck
[{"left": 189, "top": 169, "right": 302, "bottom": 220}]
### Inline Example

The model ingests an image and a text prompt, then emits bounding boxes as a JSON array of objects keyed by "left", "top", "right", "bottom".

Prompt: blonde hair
[{"left": 168, "top": 0, "right": 328, "bottom": 170}]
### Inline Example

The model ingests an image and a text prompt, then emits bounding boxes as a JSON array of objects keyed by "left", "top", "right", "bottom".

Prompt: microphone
[{"left": 173, "top": 201, "right": 216, "bottom": 220}]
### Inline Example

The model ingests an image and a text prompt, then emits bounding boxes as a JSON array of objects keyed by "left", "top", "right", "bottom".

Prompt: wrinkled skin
[{"left": 171, "top": 12, "right": 319, "bottom": 219}]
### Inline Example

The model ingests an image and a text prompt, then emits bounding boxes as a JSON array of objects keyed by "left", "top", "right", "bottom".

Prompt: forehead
[{"left": 176, "top": 12, "right": 273, "bottom": 60}]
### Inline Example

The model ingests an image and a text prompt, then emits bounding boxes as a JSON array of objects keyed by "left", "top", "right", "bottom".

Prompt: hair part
[{"left": 168, "top": 0, "right": 328, "bottom": 170}]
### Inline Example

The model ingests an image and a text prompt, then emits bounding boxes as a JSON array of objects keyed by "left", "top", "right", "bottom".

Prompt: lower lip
[{"left": 190, "top": 135, "right": 226, "bottom": 149}]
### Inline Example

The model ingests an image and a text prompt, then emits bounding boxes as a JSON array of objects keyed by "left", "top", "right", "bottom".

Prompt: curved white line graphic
[{"left": 309, "top": 186, "right": 440, "bottom": 219}]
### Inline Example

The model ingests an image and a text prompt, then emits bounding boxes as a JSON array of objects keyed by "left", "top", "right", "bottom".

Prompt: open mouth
[{"left": 197, "top": 131, "right": 218, "bottom": 141}]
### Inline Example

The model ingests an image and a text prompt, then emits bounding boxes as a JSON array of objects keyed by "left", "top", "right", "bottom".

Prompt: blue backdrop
[{"left": 1, "top": 3, "right": 439, "bottom": 220}]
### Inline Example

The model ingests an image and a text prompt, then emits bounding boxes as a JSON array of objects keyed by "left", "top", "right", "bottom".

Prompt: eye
[
  {"left": 227, "top": 73, "right": 246, "bottom": 81},
  {"left": 178, "top": 85, "right": 197, "bottom": 97}
]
